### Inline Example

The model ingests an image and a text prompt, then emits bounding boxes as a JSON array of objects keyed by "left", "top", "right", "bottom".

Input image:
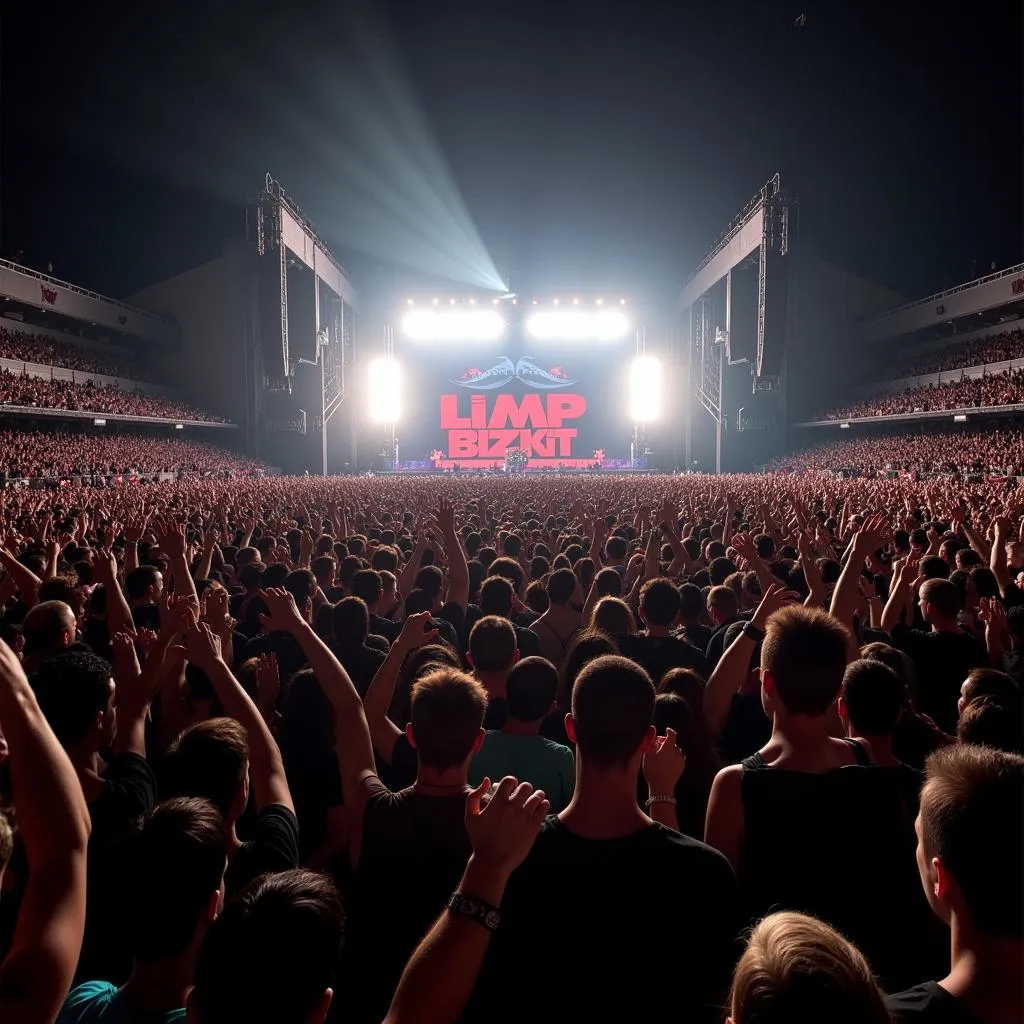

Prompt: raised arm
[
  {"left": 184, "top": 618, "right": 294, "bottom": 813},
  {"left": 155, "top": 521, "right": 199, "bottom": 609},
  {"left": 830, "top": 514, "right": 888, "bottom": 633},
  {"left": 0, "top": 544, "right": 41, "bottom": 609},
  {"left": 255, "top": 588, "right": 371, "bottom": 814},
  {"left": 990, "top": 515, "right": 1012, "bottom": 596},
  {"left": 881, "top": 558, "right": 917, "bottom": 635},
  {"left": 0, "top": 638, "right": 91, "bottom": 1023},
  {"left": 95, "top": 546, "right": 137, "bottom": 640},
  {"left": 435, "top": 498, "right": 468, "bottom": 613}
]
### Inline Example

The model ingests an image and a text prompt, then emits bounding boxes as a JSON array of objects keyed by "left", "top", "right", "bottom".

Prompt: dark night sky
[{"left": 2, "top": 0, "right": 1021, "bottom": 305}]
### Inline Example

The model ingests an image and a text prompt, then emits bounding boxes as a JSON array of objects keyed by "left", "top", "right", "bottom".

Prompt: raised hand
[
  {"left": 751, "top": 581, "right": 801, "bottom": 629},
  {"left": 184, "top": 620, "right": 223, "bottom": 671},
  {"left": 398, "top": 610, "right": 439, "bottom": 650},
  {"left": 642, "top": 727, "right": 686, "bottom": 795},
  {"left": 258, "top": 587, "right": 305, "bottom": 634},
  {"left": 465, "top": 776, "right": 549, "bottom": 879}
]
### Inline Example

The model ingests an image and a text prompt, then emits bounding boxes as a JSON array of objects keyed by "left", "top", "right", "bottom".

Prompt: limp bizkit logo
[
  {"left": 440, "top": 357, "right": 587, "bottom": 459},
  {"left": 451, "top": 356, "right": 579, "bottom": 390}
]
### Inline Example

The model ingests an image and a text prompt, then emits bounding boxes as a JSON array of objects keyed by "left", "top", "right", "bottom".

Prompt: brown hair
[
  {"left": 920, "top": 745, "right": 1024, "bottom": 936},
  {"left": 761, "top": 606, "right": 850, "bottom": 717},
  {"left": 707, "top": 584, "right": 739, "bottom": 620},
  {"left": 410, "top": 668, "right": 487, "bottom": 771},
  {"left": 591, "top": 596, "right": 636, "bottom": 636},
  {"left": 163, "top": 717, "right": 249, "bottom": 818},
  {"left": 730, "top": 911, "right": 889, "bottom": 1024},
  {"left": 468, "top": 615, "right": 517, "bottom": 673}
]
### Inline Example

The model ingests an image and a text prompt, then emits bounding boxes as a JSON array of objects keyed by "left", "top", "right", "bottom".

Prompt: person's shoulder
[
  {"left": 648, "top": 821, "right": 733, "bottom": 868},
  {"left": 58, "top": 980, "right": 117, "bottom": 1019},
  {"left": 886, "top": 982, "right": 971, "bottom": 1023}
]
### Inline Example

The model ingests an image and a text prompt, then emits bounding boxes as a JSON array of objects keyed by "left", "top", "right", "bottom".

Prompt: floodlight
[
  {"left": 840, "top": 422, "right": 850, "bottom": 429},
  {"left": 525, "top": 308, "right": 630, "bottom": 341},
  {"left": 368, "top": 357, "right": 402, "bottom": 423},
  {"left": 629, "top": 356, "right": 662, "bottom": 422},
  {"left": 401, "top": 308, "right": 504, "bottom": 343}
]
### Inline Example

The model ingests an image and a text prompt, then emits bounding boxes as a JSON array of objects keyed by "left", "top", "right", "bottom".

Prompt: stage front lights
[
  {"left": 401, "top": 308, "right": 505, "bottom": 343},
  {"left": 525, "top": 308, "right": 630, "bottom": 341},
  {"left": 368, "top": 357, "right": 402, "bottom": 423},
  {"left": 629, "top": 356, "right": 662, "bottom": 422}
]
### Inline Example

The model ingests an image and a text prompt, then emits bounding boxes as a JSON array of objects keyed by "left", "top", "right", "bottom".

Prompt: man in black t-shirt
[
  {"left": 887, "top": 745, "right": 1024, "bottom": 1024},
  {"left": 469, "top": 654, "right": 739, "bottom": 1024},
  {"left": 617, "top": 577, "right": 709, "bottom": 684}
]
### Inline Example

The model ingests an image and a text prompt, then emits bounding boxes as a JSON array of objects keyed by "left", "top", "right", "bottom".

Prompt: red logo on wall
[{"left": 40, "top": 285, "right": 58, "bottom": 305}]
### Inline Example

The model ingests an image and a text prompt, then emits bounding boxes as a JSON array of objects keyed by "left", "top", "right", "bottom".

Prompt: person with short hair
[
  {"left": 20, "top": 599, "right": 78, "bottom": 673},
  {"left": 956, "top": 694, "right": 1024, "bottom": 752},
  {"left": 529, "top": 568, "right": 581, "bottom": 667},
  {"left": 467, "top": 614, "right": 519, "bottom": 728},
  {"left": 887, "top": 745, "right": 1024, "bottom": 1023},
  {"left": 469, "top": 656, "right": 575, "bottom": 812},
  {"left": 470, "top": 654, "right": 738, "bottom": 1023},
  {"left": 189, "top": 869, "right": 344, "bottom": 1024},
  {"left": 59, "top": 797, "right": 226, "bottom": 1023},
  {"left": 728, "top": 910, "right": 890, "bottom": 1024},
  {"left": 706, "top": 599, "right": 932, "bottom": 990},
  {"left": 618, "top": 576, "right": 709, "bottom": 682}
]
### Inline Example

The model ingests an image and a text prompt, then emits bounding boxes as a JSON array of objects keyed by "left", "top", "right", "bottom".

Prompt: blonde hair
[{"left": 730, "top": 911, "right": 890, "bottom": 1024}]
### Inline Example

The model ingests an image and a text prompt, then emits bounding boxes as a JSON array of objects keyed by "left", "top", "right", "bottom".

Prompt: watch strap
[{"left": 447, "top": 891, "right": 501, "bottom": 931}]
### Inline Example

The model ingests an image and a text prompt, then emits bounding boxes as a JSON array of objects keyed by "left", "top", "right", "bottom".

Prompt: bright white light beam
[
  {"left": 525, "top": 308, "right": 630, "bottom": 341},
  {"left": 629, "top": 356, "right": 662, "bottom": 422},
  {"left": 368, "top": 357, "right": 402, "bottom": 423},
  {"left": 401, "top": 308, "right": 505, "bottom": 342}
]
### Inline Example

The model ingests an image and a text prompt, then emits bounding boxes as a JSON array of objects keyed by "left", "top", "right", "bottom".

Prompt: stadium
[{"left": 0, "top": 3, "right": 1021, "bottom": 1023}]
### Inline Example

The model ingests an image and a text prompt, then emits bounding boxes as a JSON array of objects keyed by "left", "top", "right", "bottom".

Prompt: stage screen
[{"left": 396, "top": 335, "right": 634, "bottom": 469}]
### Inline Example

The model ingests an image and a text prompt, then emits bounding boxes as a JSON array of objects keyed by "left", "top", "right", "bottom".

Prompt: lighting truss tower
[{"left": 631, "top": 326, "right": 647, "bottom": 470}]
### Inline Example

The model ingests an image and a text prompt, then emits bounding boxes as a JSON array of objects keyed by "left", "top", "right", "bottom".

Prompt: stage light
[
  {"left": 406, "top": 298, "right": 414, "bottom": 306},
  {"left": 525, "top": 308, "right": 630, "bottom": 341},
  {"left": 401, "top": 308, "right": 505, "bottom": 342},
  {"left": 449, "top": 298, "right": 456, "bottom": 305},
  {"left": 469, "top": 298, "right": 476, "bottom": 305},
  {"left": 368, "top": 357, "right": 402, "bottom": 423},
  {"left": 620, "top": 298, "right": 627, "bottom": 305},
  {"left": 553, "top": 298, "right": 560, "bottom": 305},
  {"left": 629, "top": 356, "right": 661, "bottom": 422},
  {"left": 596, "top": 297, "right": 604, "bottom": 305},
  {"left": 573, "top": 297, "right": 580, "bottom": 305},
  {"left": 432, "top": 298, "right": 439, "bottom": 306}
]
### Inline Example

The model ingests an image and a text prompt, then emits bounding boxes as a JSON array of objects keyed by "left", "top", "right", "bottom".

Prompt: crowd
[
  {"left": 817, "top": 368, "right": 1024, "bottom": 421},
  {"left": 769, "top": 424, "right": 1024, "bottom": 476},
  {"left": 0, "top": 470, "right": 1019, "bottom": 1023},
  {"left": 0, "top": 369, "right": 227, "bottom": 422},
  {"left": 879, "top": 327, "right": 1024, "bottom": 382},
  {"left": 0, "top": 428, "right": 265, "bottom": 479},
  {"left": 0, "top": 324, "right": 154, "bottom": 382}
]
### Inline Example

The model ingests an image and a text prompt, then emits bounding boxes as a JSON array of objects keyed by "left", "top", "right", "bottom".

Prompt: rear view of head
[
  {"left": 917, "top": 744, "right": 1024, "bottom": 937},
  {"left": 408, "top": 667, "right": 487, "bottom": 772},
  {"left": 728, "top": 911, "right": 889, "bottom": 1024},
  {"left": 569, "top": 655, "right": 654, "bottom": 770},
  {"left": 760, "top": 606, "right": 849, "bottom": 719},
  {"left": 468, "top": 615, "right": 518, "bottom": 675},
  {"left": 638, "top": 578, "right": 681, "bottom": 629},
  {"left": 546, "top": 567, "right": 576, "bottom": 607},
  {"left": 130, "top": 798, "right": 226, "bottom": 964},
  {"left": 163, "top": 718, "right": 250, "bottom": 825},
  {"left": 190, "top": 869, "right": 344, "bottom": 1024},
  {"left": 839, "top": 659, "right": 906, "bottom": 737},
  {"left": 32, "top": 649, "right": 116, "bottom": 752},
  {"left": 506, "top": 656, "right": 559, "bottom": 724},
  {"left": 21, "top": 600, "right": 76, "bottom": 662}
]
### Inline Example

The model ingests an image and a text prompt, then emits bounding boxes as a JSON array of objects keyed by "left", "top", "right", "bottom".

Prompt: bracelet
[
  {"left": 646, "top": 795, "right": 677, "bottom": 808},
  {"left": 447, "top": 891, "right": 501, "bottom": 931}
]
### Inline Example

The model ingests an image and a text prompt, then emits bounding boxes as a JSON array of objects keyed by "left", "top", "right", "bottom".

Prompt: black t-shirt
[
  {"left": 718, "top": 691, "right": 772, "bottom": 764},
  {"left": 467, "top": 818, "right": 739, "bottom": 1024},
  {"left": 706, "top": 616, "right": 743, "bottom": 670},
  {"left": 890, "top": 625, "right": 987, "bottom": 733},
  {"left": 376, "top": 732, "right": 418, "bottom": 792},
  {"left": 345, "top": 778, "right": 471, "bottom": 1023},
  {"left": 617, "top": 632, "right": 709, "bottom": 685},
  {"left": 90, "top": 752, "right": 158, "bottom": 840},
  {"left": 369, "top": 613, "right": 401, "bottom": 643},
  {"left": 332, "top": 642, "right": 387, "bottom": 698},
  {"left": 679, "top": 622, "right": 715, "bottom": 652},
  {"left": 225, "top": 803, "right": 300, "bottom": 895},
  {"left": 887, "top": 982, "right": 985, "bottom": 1024}
]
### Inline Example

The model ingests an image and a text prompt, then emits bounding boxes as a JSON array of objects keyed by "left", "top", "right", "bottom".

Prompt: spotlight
[
  {"left": 629, "top": 356, "right": 662, "bottom": 422},
  {"left": 525, "top": 308, "right": 630, "bottom": 341},
  {"left": 596, "top": 297, "right": 604, "bottom": 305},
  {"left": 449, "top": 298, "right": 456, "bottom": 306},
  {"left": 553, "top": 298, "right": 560, "bottom": 305},
  {"left": 573, "top": 297, "right": 580, "bottom": 305},
  {"left": 401, "top": 308, "right": 505, "bottom": 342},
  {"left": 406, "top": 298, "right": 414, "bottom": 306},
  {"left": 432, "top": 298, "right": 439, "bottom": 306},
  {"left": 368, "top": 357, "right": 402, "bottom": 423},
  {"left": 620, "top": 298, "right": 627, "bottom": 305},
  {"left": 469, "top": 298, "right": 476, "bottom": 305}
]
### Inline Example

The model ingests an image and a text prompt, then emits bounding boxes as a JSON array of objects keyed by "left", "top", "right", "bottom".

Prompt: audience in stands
[
  {"left": 878, "top": 326, "right": 1024, "bottom": 382},
  {"left": 0, "top": 323, "right": 154, "bottom": 382}
]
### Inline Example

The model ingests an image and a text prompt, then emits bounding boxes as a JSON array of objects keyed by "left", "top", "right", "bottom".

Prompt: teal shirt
[
  {"left": 59, "top": 982, "right": 186, "bottom": 1024},
  {"left": 469, "top": 731, "right": 576, "bottom": 812}
]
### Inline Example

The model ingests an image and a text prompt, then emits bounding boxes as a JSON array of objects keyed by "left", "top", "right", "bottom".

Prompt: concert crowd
[
  {"left": 0, "top": 324, "right": 154, "bottom": 382},
  {"left": 0, "top": 470, "right": 1019, "bottom": 1023},
  {"left": 878, "top": 327, "right": 1024, "bottom": 381},
  {"left": 817, "top": 368, "right": 1024, "bottom": 421},
  {"left": 0, "top": 369, "right": 227, "bottom": 423}
]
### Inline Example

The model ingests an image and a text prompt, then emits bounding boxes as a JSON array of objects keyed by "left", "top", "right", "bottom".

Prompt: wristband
[
  {"left": 645, "top": 795, "right": 677, "bottom": 808},
  {"left": 447, "top": 891, "right": 501, "bottom": 931},
  {"left": 742, "top": 621, "right": 766, "bottom": 642}
]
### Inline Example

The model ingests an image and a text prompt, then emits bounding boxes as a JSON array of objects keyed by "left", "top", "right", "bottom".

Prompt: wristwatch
[
  {"left": 447, "top": 891, "right": 502, "bottom": 931},
  {"left": 742, "top": 621, "right": 766, "bottom": 642}
]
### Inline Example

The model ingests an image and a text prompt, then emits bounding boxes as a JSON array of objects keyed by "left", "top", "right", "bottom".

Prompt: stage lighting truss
[
  {"left": 367, "top": 357, "right": 402, "bottom": 423},
  {"left": 525, "top": 307, "right": 630, "bottom": 341},
  {"left": 629, "top": 355, "right": 662, "bottom": 423},
  {"left": 400, "top": 307, "right": 506, "bottom": 343}
]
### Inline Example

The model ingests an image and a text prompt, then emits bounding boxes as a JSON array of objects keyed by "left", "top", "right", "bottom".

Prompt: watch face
[{"left": 484, "top": 910, "right": 501, "bottom": 930}]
